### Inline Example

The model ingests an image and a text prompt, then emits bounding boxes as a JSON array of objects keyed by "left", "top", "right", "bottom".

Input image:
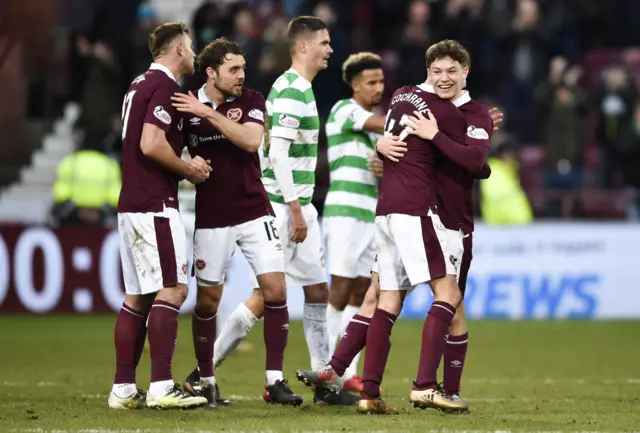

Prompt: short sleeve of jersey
[
  {"left": 244, "top": 92, "right": 267, "bottom": 127},
  {"left": 144, "top": 84, "right": 177, "bottom": 133},
  {"left": 464, "top": 113, "right": 493, "bottom": 150},
  {"left": 270, "top": 87, "right": 304, "bottom": 141},
  {"left": 341, "top": 103, "right": 374, "bottom": 132}
]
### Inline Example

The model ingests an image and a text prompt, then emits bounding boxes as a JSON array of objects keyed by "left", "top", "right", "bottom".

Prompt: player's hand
[
  {"left": 376, "top": 135, "right": 407, "bottom": 162},
  {"left": 406, "top": 110, "right": 439, "bottom": 140},
  {"left": 171, "top": 91, "right": 213, "bottom": 118},
  {"left": 186, "top": 156, "right": 212, "bottom": 183},
  {"left": 488, "top": 107, "right": 504, "bottom": 132},
  {"left": 289, "top": 207, "right": 308, "bottom": 243},
  {"left": 368, "top": 153, "right": 384, "bottom": 177}
]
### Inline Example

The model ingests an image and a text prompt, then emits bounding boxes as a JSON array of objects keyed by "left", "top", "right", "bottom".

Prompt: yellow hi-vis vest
[
  {"left": 480, "top": 157, "right": 533, "bottom": 225},
  {"left": 52, "top": 150, "right": 121, "bottom": 209}
]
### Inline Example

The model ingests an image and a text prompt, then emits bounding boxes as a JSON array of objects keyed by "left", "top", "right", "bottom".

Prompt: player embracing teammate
[{"left": 297, "top": 40, "right": 502, "bottom": 415}]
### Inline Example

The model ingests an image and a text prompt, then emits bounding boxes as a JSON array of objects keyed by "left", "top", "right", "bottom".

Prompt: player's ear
[
  {"left": 205, "top": 66, "right": 216, "bottom": 80},
  {"left": 462, "top": 67, "right": 469, "bottom": 79},
  {"left": 299, "top": 40, "right": 307, "bottom": 55}
]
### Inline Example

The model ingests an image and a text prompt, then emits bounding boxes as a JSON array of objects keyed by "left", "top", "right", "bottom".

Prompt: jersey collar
[
  {"left": 417, "top": 82, "right": 471, "bottom": 107},
  {"left": 149, "top": 63, "right": 177, "bottom": 82},
  {"left": 198, "top": 84, "right": 236, "bottom": 108}
]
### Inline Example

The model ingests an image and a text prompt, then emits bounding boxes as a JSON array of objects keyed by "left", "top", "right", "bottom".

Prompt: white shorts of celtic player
[
  {"left": 250, "top": 202, "right": 327, "bottom": 288},
  {"left": 194, "top": 215, "right": 285, "bottom": 286},
  {"left": 323, "top": 216, "right": 376, "bottom": 279}
]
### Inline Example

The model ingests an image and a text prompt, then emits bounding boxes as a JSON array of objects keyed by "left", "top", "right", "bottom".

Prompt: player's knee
[
  {"left": 124, "top": 294, "right": 154, "bottom": 314},
  {"left": 157, "top": 283, "right": 189, "bottom": 306},
  {"left": 329, "top": 277, "right": 351, "bottom": 310},
  {"left": 377, "top": 289, "right": 404, "bottom": 316},
  {"left": 196, "top": 284, "right": 223, "bottom": 314},
  {"left": 303, "top": 282, "right": 329, "bottom": 303},
  {"left": 256, "top": 272, "right": 286, "bottom": 302}
]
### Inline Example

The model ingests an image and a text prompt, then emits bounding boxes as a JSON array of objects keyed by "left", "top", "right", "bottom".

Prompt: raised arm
[{"left": 172, "top": 91, "right": 265, "bottom": 152}]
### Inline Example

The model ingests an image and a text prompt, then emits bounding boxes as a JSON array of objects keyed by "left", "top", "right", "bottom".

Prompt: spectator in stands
[
  {"left": 252, "top": 15, "right": 291, "bottom": 97},
  {"left": 131, "top": 3, "right": 160, "bottom": 79},
  {"left": 397, "top": 0, "right": 432, "bottom": 86},
  {"left": 536, "top": 56, "right": 588, "bottom": 218},
  {"left": 498, "top": 0, "right": 550, "bottom": 143},
  {"left": 76, "top": 41, "right": 124, "bottom": 156},
  {"left": 619, "top": 101, "right": 640, "bottom": 220},
  {"left": 480, "top": 142, "right": 533, "bottom": 225},
  {"left": 232, "top": 8, "right": 263, "bottom": 89},
  {"left": 594, "top": 62, "right": 639, "bottom": 188},
  {"left": 51, "top": 136, "right": 121, "bottom": 227}
]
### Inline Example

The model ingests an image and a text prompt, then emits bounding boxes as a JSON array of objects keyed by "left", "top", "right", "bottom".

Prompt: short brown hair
[
  {"left": 148, "top": 22, "right": 190, "bottom": 59},
  {"left": 287, "top": 16, "right": 327, "bottom": 52},
  {"left": 342, "top": 52, "right": 383, "bottom": 85},
  {"left": 425, "top": 40, "right": 470, "bottom": 69},
  {"left": 197, "top": 38, "right": 244, "bottom": 71}
]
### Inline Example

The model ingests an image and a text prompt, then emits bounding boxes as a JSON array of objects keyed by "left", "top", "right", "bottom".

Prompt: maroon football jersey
[
  {"left": 432, "top": 91, "right": 492, "bottom": 233},
  {"left": 185, "top": 86, "right": 273, "bottom": 229},
  {"left": 117, "top": 64, "right": 184, "bottom": 213},
  {"left": 376, "top": 84, "right": 466, "bottom": 223}
]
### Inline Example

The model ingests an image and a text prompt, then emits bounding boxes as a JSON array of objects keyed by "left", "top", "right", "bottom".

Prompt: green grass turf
[{"left": 1, "top": 316, "right": 639, "bottom": 432}]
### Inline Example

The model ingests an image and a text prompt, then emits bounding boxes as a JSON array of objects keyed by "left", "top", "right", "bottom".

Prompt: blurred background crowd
[{"left": 3, "top": 0, "right": 640, "bottom": 226}]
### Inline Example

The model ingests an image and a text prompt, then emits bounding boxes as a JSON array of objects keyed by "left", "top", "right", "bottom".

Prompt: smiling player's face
[{"left": 428, "top": 56, "right": 468, "bottom": 100}]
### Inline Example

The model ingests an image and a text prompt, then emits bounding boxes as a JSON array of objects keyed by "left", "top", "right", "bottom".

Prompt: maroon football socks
[
  {"left": 263, "top": 300, "right": 289, "bottom": 371},
  {"left": 114, "top": 303, "right": 148, "bottom": 384},
  {"left": 361, "top": 309, "right": 397, "bottom": 398},
  {"left": 192, "top": 308, "right": 217, "bottom": 378},
  {"left": 330, "top": 314, "right": 370, "bottom": 376},
  {"left": 148, "top": 300, "right": 180, "bottom": 382},
  {"left": 415, "top": 301, "right": 456, "bottom": 388},
  {"left": 443, "top": 332, "right": 468, "bottom": 395}
]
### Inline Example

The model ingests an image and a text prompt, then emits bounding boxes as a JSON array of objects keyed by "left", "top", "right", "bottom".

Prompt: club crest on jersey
[
  {"left": 153, "top": 106, "right": 172, "bottom": 125},
  {"left": 188, "top": 134, "right": 199, "bottom": 147},
  {"left": 227, "top": 108, "right": 243, "bottom": 122},
  {"left": 279, "top": 113, "right": 300, "bottom": 128},
  {"left": 248, "top": 109, "right": 264, "bottom": 122},
  {"left": 466, "top": 125, "right": 489, "bottom": 140},
  {"left": 181, "top": 263, "right": 187, "bottom": 275},
  {"left": 195, "top": 259, "right": 206, "bottom": 270}
]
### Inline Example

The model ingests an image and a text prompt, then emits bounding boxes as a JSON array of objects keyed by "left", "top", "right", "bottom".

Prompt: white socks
[
  {"left": 213, "top": 303, "right": 259, "bottom": 370},
  {"left": 148, "top": 380, "right": 173, "bottom": 396},
  {"left": 303, "top": 303, "right": 330, "bottom": 370},
  {"left": 341, "top": 304, "right": 361, "bottom": 380},
  {"left": 111, "top": 383, "right": 137, "bottom": 398},
  {"left": 266, "top": 370, "right": 284, "bottom": 385},
  {"left": 326, "top": 303, "right": 343, "bottom": 355}
]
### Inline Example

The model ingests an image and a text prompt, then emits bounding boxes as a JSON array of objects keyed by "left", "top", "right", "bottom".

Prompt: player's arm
[
  {"left": 142, "top": 88, "right": 210, "bottom": 182},
  {"left": 172, "top": 91, "right": 263, "bottom": 152},
  {"left": 406, "top": 110, "right": 491, "bottom": 173},
  {"left": 339, "top": 103, "right": 386, "bottom": 134},
  {"left": 141, "top": 124, "right": 209, "bottom": 181},
  {"left": 474, "top": 162, "right": 491, "bottom": 179}
]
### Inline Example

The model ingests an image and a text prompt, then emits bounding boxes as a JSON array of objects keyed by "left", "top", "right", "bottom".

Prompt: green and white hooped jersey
[
  {"left": 324, "top": 98, "right": 380, "bottom": 222},
  {"left": 263, "top": 68, "right": 320, "bottom": 205}
]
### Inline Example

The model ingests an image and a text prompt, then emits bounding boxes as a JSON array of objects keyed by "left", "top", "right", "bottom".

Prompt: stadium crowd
[{"left": 37, "top": 0, "right": 640, "bottom": 220}]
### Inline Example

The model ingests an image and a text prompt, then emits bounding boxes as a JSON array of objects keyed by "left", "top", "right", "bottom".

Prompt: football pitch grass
[{"left": 1, "top": 316, "right": 639, "bottom": 432}]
